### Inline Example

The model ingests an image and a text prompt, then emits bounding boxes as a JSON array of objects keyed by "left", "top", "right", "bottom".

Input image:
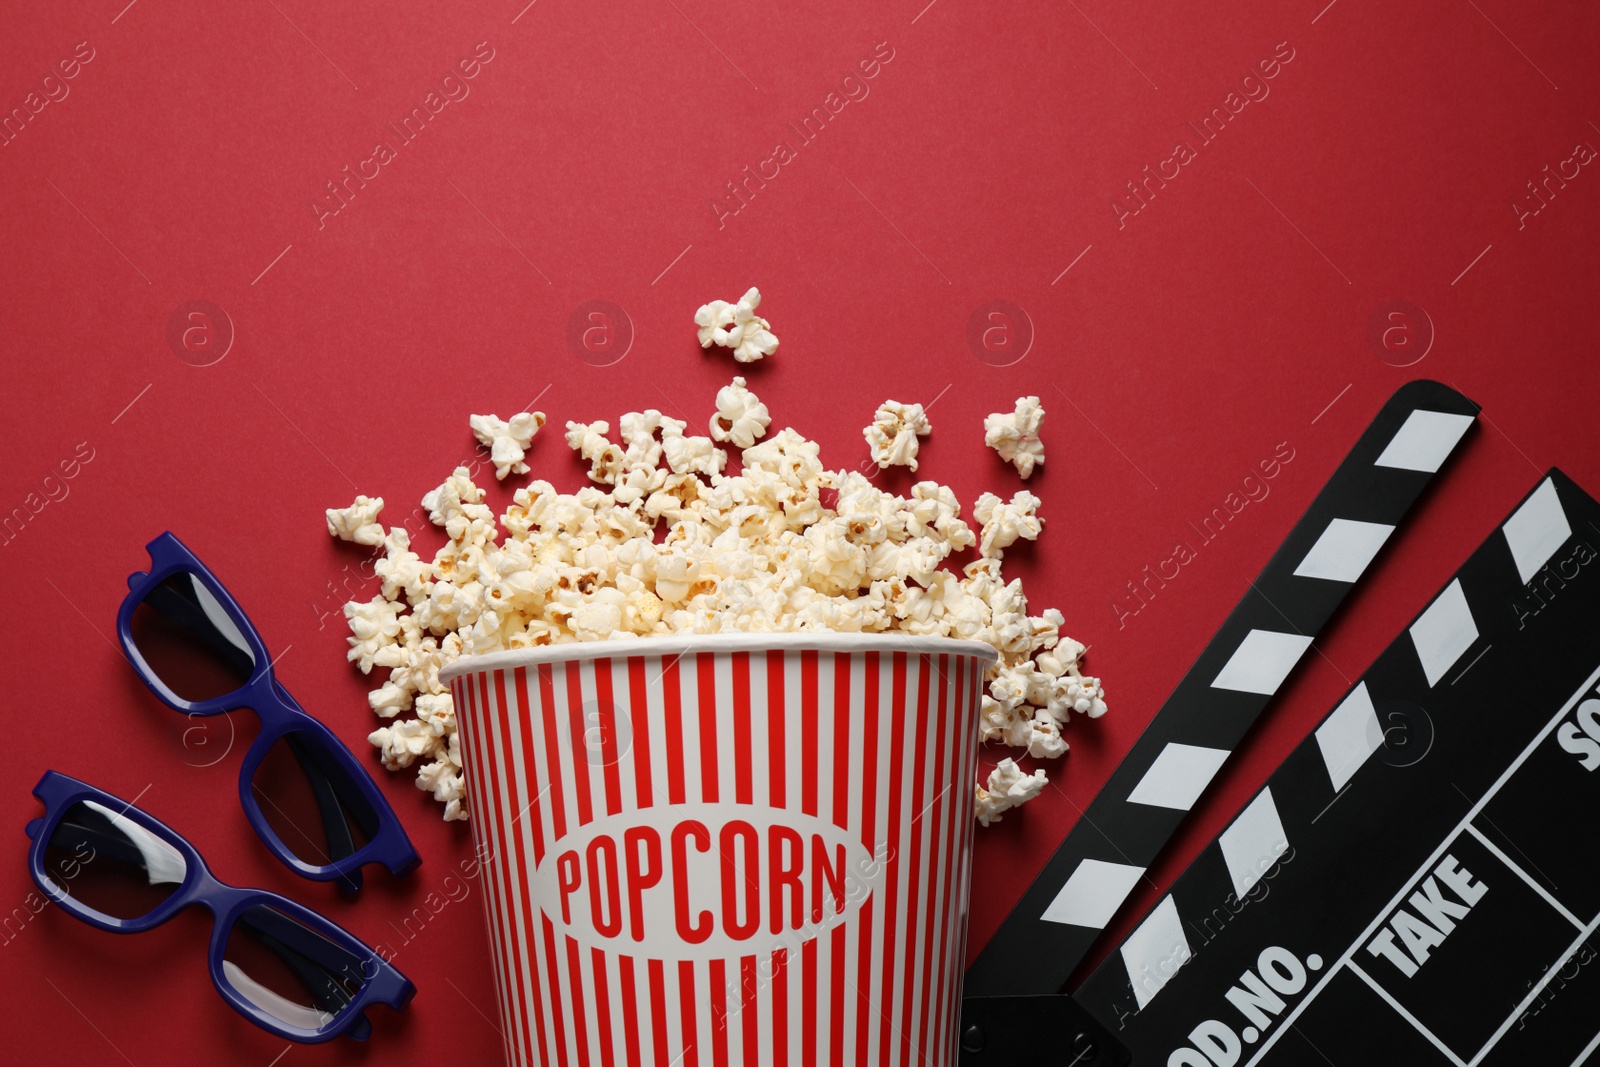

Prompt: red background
[{"left": 3, "top": 0, "right": 1598, "bottom": 1061}]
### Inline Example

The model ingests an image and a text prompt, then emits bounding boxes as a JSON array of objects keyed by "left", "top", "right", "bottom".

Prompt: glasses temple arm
[
  {"left": 234, "top": 906, "right": 376, "bottom": 1004},
  {"left": 271, "top": 684, "right": 390, "bottom": 847},
  {"left": 237, "top": 921, "right": 378, "bottom": 1038},
  {"left": 282, "top": 733, "right": 360, "bottom": 867},
  {"left": 250, "top": 928, "right": 359, "bottom": 1016}
]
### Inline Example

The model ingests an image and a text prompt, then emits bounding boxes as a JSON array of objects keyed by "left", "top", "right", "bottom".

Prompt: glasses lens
[
  {"left": 223, "top": 904, "right": 367, "bottom": 1031},
  {"left": 44, "top": 800, "right": 187, "bottom": 920},
  {"left": 250, "top": 731, "right": 378, "bottom": 870},
  {"left": 130, "top": 572, "right": 256, "bottom": 702}
]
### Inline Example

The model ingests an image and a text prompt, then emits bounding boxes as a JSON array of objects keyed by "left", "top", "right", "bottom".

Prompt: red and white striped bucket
[{"left": 441, "top": 634, "right": 995, "bottom": 1067}]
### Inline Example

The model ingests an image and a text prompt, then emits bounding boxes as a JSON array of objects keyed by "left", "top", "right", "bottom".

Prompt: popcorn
[
  {"left": 654, "top": 552, "right": 701, "bottom": 603},
  {"left": 564, "top": 421, "right": 627, "bottom": 485},
  {"left": 414, "top": 692, "right": 457, "bottom": 736},
  {"left": 423, "top": 467, "right": 494, "bottom": 542},
  {"left": 864, "top": 400, "right": 932, "bottom": 471},
  {"left": 661, "top": 419, "right": 727, "bottom": 478},
  {"left": 326, "top": 495, "right": 385, "bottom": 547},
  {"left": 695, "top": 298, "right": 735, "bottom": 348},
  {"left": 470, "top": 411, "right": 548, "bottom": 480},
  {"left": 728, "top": 288, "right": 779, "bottom": 363},
  {"left": 709, "top": 376, "right": 771, "bottom": 449},
  {"left": 344, "top": 596, "right": 404, "bottom": 674},
  {"left": 974, "top": 490, "right": 1043, "bottom": 559},
  {"left": 416, "top": 758, "right": 466, "bottom": 821},
  {"left": 984, "top": 396, "right": 1046, "bottom": 479},
  {"left": 571, "top": 595, "right": 624, "bottom": 642},
  {"left": 374, "top": 529, "right": 434, "bottom": 606},
  {"left": 1066, "top": 675, "right": 1107, "bottom": 718},
  {"left": 1027, "top": 708, "right": 1068, "bottom": 759},
  {"left": 368, "top": 719, "right": 439, "bottom": 770},
  {"left": 975, "top": 758, "right": 1049, "bottom": 826},
  {"left": 614, "top": 410, "right": 662, "bottom": 469},
  {"left": 696, "top": 287, "right": 778, "bottom": 363},
  {"left": 980, "top": 696, "right": 1032, "bottom": 749},
  {"left": 327, "top": 301, "right": 1106, "bottom": 825},
  {"left": 368, "top": 680, "right": 413, "bottom": 718}
]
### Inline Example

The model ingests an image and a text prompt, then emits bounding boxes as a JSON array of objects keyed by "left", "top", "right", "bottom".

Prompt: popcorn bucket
[{"left": 440, "top": 634, "right": 996, "bottom": 1067}]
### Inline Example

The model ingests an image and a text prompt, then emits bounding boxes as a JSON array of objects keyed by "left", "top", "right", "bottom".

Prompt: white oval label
[{"left": 530, "top": 804, "right": 882, "bottom": 962}]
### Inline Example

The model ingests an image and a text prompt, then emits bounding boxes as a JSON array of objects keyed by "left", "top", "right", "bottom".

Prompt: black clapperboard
[{"left": 961, "top": 381, "right": 1600, "bottom": 1066}]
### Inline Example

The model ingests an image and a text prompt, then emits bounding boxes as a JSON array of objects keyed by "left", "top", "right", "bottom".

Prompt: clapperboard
[{"left": 961, "top": 381, "right": 1600, "bottom": 1065}]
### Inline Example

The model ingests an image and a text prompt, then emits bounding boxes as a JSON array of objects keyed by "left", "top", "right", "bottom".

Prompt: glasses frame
[
  {"left": 26, "top": 771, "right": 415, "bottom": 1044},
  {"left": 117, "top": 532, "right": 419, "bottom": 890}
]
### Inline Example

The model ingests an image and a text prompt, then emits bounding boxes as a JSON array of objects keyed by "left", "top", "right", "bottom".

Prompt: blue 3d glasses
[
  {"left": 118, "top": 532, "right": 419, "bottom": 892},
  {"left": 26, "top": 772, "right": 414, "bottom": 1043}
]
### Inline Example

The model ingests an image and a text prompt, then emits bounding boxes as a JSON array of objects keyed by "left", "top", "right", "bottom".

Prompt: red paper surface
[{"left": 3, "top": 0, "right": 1598, "bottom": 1061}]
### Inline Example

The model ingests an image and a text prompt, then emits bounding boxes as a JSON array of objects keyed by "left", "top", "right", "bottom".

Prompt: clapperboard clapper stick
[
  {"left": 1076, "top": 470, "right": 1600, "bottom": 1066},
  {"left": 960, "top": 380, "right": 1482, "bottom": 1063}
]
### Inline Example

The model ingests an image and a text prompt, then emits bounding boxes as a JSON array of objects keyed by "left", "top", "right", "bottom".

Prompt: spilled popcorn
[
  {"left": 864, "top": 400, "right": 933, "bottom": 472},
  {"left": 328, "top": 314, "right": 1104, "bottom": 826},
  {"left": 469, "top": 411, "right": 547, "bottom": 481},
  {"left": 326, "top": 495, "right": 386, "bottom": 547},
  {"left": 695, "top": 287, "right": 779, "bottom": 363},
  {"left": 709, "top": 376, "right": 771, "bottom": 449},
  {"left": 975, "top": 758, "right": 1049, "bottom": 827},
  {"left": 984, "top": 395, "right": 1045, "bottom": 479},
  {"left": 974, "top": 490, "right": 1043, "bottom": 559}
]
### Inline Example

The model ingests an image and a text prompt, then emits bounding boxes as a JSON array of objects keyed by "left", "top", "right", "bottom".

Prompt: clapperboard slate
[
  {"left": 1073, "top": 468, "right": 1600, "bottom": 1065},
  {"left": 960, "top": 382, "right": 1600, "bottom": 1067}
]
